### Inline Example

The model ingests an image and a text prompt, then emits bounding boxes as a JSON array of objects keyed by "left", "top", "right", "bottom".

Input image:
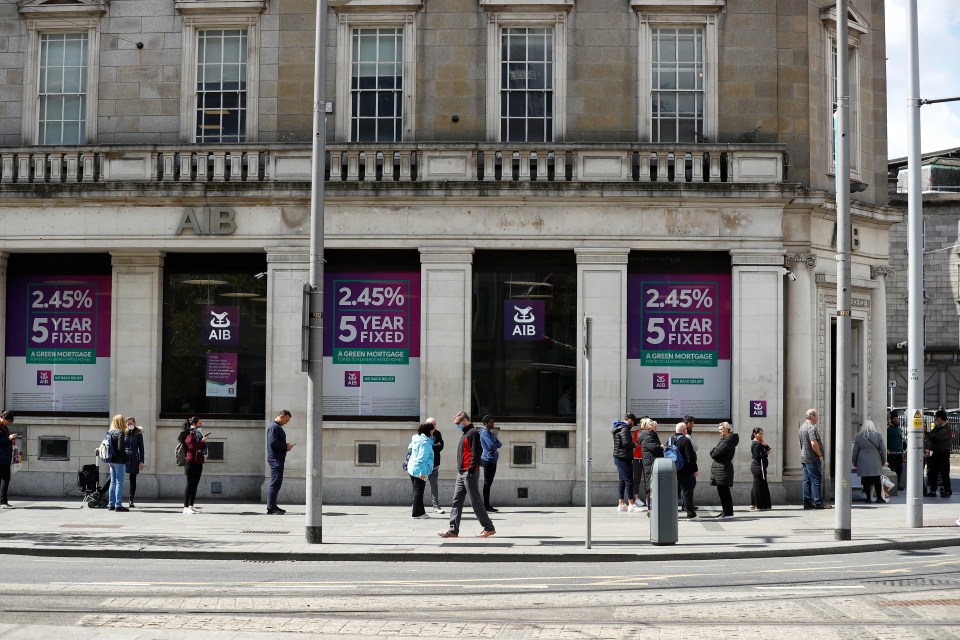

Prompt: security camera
[{"left": 780, "top": 267, "right": 797, "bottom": 282}]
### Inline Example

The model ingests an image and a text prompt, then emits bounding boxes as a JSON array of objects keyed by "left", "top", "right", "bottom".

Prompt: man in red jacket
[{"left": 439, "top": 411, "right": 496, "bottom": 538}]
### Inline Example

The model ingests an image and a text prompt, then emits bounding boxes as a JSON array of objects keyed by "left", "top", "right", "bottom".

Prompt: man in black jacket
[
  {"left": 266, "top": 410, "right": 294, "bottom": 514},
  {"left": 670, "top": 422, "right": 699, "bottom": 518},
  {"left": 439, "top": 411, "right": 496, "bottom": 538}
]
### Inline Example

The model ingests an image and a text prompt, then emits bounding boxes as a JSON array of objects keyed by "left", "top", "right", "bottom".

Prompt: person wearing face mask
[
  {"left": 750, "top": 427, "right": 772, "bottom": 511},
  {"left": 438, "top": 411, "right": 496, "bottom": 538},
  {"left": 124, "top": 416, "right": 145, "bottom": 509},
  {"left": 179, "top": 416, "right": 208, "bottom": 514}
]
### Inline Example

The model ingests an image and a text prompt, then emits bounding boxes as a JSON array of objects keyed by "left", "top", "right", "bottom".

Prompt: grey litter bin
[{"left": 651, "top": 457, "right": 678, "bottom": 545}]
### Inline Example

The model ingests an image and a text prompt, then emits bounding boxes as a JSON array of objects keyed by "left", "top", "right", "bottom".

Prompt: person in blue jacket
[
  {"left": 479, "top": 414, "right": 503, "bottom": 512},
  {"left": 407, "top": 422, "right": 436, "bottom": 519}
]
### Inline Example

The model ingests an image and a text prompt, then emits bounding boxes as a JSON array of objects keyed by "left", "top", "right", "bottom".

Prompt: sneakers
[
  {"left": 627, "top": 504, "right": 643, "bottom": 513},
  {"left": 0, "top": 504, "right": 14, "bottom": 510},
  {"left": 267, "top": 507, "right": 286, "bottom": 515},
  {"left": 749, "top": 505, "right": 758, "bottom": 511},
  {"left": 720, "top": 514, "right": 734, "bottom": 520},
  {"left": 486, "top": 506, "right": 499, "bottom": 513},
  {"left": 438, "top": 531, "right": 458, "bottom": 538},
  {"left": 108, "top": 506, "right": 115, "bottom": 511},
  {"left": 433, "top": 506, "right": 445, "bottom": 514},
  {"left": 115, "top": 507, "right": 130, "bottom": 512},
  {"left": 813, "top": 503, "right": 833, "bottom": 509},
  {"left": 182, "top": 507, "right": 197, "bottom": 514},
  {"left": 413, "top": 513, "right": 430, "bottom": 519},
  {"left": 686, "top": 512, "right": 697, "bottom": 519},
  {"left": 478, "top": 529, "right": 497, "bottom": 538},
  {"left": 617, "top": 504, "right": 627, "bottom": 512}
]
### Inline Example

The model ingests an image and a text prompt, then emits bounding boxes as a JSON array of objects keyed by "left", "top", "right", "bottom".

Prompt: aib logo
[
  {"left": 512, "top": 305, "right": 536, "bottom": 336},
  {"left": 37, "top": 370, "right": 51, "bottom": 386},
  {"left": 504, "top": 300, "right": 544, "bottom": 341},
  {"left": 209, "top": 310, "right": 231, "bottom": 341},
  {"left": 202, "top": 306, "right": 239, "bottom": 345},
  {"left": 653, "top": 373, "right": 669, "bottom": 389},
  {"left": 750, "top": 400, "right": 767, "bottom": 417},
  {"left": 345, "top": 371, "right": 360, "bottom": 387}
]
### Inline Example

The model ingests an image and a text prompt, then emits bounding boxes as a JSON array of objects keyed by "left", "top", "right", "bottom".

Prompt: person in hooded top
[
  {"left": 710, "top": 422, "right": 739, "bottom": 519},
  {"left": 407, "top": 422, "right": 436, "bottom": 519}
]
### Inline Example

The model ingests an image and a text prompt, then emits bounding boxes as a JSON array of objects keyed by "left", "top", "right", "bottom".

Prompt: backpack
[
  {"left": 663, "top": 435, "right": 686, "bottom": 471},
  {"left": 401, "top": 444, "right": 412, "bottom": 472},
  {"left": 175, "top": 441, "right": 187, "bottom": 467},
  {"left": 97, "top": 433, "right": 112, "bottom": 462}
]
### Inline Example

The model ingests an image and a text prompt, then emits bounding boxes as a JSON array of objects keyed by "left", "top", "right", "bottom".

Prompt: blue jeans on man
[
  {"left": 802, "top": 459, "right": 824, "bottom": 507},
  {"left": 108, "top": 462, "right": 126, "bottom": 509}
]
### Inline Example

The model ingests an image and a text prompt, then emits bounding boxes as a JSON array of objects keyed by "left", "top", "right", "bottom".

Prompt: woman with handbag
[
  {"left": 750, "top": 427, "right": 772, "bottom": 511},
  {"left": 852, "top": 420, "right": 886, "bottom": 503}
]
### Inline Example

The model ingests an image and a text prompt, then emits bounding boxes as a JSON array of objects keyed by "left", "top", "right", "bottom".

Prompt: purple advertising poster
[
  {"left": 626, "top": 273, "right": 732, "bottom": 420},
  {"left": 206, "top": 352, "right": 238, "bottom": 397},
  {"left": 5, "top": 274, "right": 112, "bottom": 412},
  {"left": 503, "top": 300, "right": 544, "bottom": 341},
  {"left": 322, "top": 271, "right": 421, "bottom": 416}
]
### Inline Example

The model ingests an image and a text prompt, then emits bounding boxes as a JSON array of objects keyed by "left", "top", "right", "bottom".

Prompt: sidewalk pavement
[{"left": 0, "top": 493, "right": 958, "bottom": 563}]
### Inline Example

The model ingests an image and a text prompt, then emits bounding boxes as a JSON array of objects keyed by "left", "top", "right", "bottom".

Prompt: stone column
[
  {"left": 870, "top": 266, "right": 893, "bottom": 424},
  {"left": 730, "top": 250, "right": 786, "bottom": 500},
  {"left": 0, "top": 252, "right": 7, "bottom": 404},
  {"left": 110, "top": 251, "right": 164, "bottom": 496},
  {"left": 262, "top": 246, "right": 310, "bottom": 502},
  {"left": 574, "top": 248, "right": 629, "bottom": 497},
  {"left": 419, "top": 248, "right": 474, "bottom": 422}
]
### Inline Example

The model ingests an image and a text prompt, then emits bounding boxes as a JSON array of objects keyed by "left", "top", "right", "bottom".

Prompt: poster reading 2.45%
[
  {"left": 626, "top": 273, "right": 731, "bottom": 420},
  {"left": 323, "top": 272, "right": 420, "bottom": 417}
]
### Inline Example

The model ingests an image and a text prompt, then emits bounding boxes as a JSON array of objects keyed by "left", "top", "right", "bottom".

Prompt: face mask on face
[{"left": 455, "top": 421, "right": 465, "bottom": 431}]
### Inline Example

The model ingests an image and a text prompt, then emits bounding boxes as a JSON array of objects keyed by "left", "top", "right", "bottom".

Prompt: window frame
[
  {"left": 21, "top": 17, "right": 102, "bottom": 146},
  {"left": 179, "top": 14, "right": 262, "bottom": 143},
  {"left": 485, "top": 11, "right": 568, "bottom": 143},
  {"left": 636, "top": 10, "right": 719, "bottom": 143},
  {"left": 826, "top": 35, "right": 862, "bottom": 179},
  {"left": 334, "top": 11, "right": 418, "bottom": 143}
]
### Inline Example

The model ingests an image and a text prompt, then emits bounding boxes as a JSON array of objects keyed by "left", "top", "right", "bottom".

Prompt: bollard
[{"left": 651, "top": 457, "right": 678, "bottom": 545}]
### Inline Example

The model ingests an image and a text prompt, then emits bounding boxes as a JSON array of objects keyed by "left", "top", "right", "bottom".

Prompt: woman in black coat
[
  {"left": 750, "top": 427, "right": 772, "bottom": 510},
  {"left": 709, "top": 422, "right": 739, "bottom": 518},
  {"left": 124, "top": 417, "right": 145, "bottom": 508},
  {"left": 636, "top": 420, "right": 663, "bottom": 512}
]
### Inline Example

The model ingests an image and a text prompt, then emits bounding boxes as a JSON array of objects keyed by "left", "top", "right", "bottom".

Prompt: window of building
[
  {"left": 356, "top": 442, "right": 379, "bottom": 465},
  {"left": 512, "top": 443, "right": 535, "bottom": 467},
  {"left": 38, "top": 436, "right": 69, "bottom": 461},
  {"left": 18, "top": 1, "right": 105, "bottom": 145},
  {"left": 205, "top": 440, "right": 225, "bottom": 461},
  {"left": 651, "top": 27, "right": 703, "bottom": 143},
  {"left": 822, "top": 3, "right": 866, "bottom": 179},
  {"left": 635, "top": 5, "right": 720, "bottom": 143},
  {"left": 195, "top": 29, "right": 248, "bottom": 143},
  {"left": 485, "top": 11, "right": 568, "bottom": 142},
  {"left": 350, "top": 27, "right": 403, "bottom": 142},
  {"left": 177, "top": 4, "right": 264, "bottom": 143},
  {"left": 160, "top": 254, "right": 267, "bottom": 419},
  {"left": 333, "top": 5, "right": 420, "bottom": 143},
  {"left": 471, "top": 251, "right": 576, "bottom": 422}
]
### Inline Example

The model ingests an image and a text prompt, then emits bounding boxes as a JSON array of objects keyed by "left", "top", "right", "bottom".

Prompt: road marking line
[{"left": 754, "top": 586, "right": 865, "bottom": 590}]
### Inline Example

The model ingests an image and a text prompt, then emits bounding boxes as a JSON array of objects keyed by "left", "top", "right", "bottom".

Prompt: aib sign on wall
[
  {"left": 504, "top": 301, "right": 544, "bottom": 341},
  {"left": 202, "top": 306, "right": 239, "bottom": 346}
]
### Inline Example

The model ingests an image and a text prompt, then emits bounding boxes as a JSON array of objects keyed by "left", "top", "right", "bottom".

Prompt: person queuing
[
  {"left": 180, "top": 417, "right": 208, "bottom": 514},
  {"left": 407, "top": 422, "right": 436, "bottom": 519},
  {"left": 105, "top": 415, "right": 130, "bottom": 512},
  {"left": 669, "top": 422, "right": 698, "bottom": 519},
  {"left": 124, "top": 417, "right": 145, "bottom": 509},
  {"left": 0, "top": 410, "right": 17, "bottom": 510},
  {"left": 799, "top": 408, "right": 830, "bottom": 509},
  {"left": 425, "top": 417, "right": 445, "bottom": 514},
  {"left": 636, "top": 419, "right": 663, "bottom": 513},
  {"left": 612, "top": 413, "right": 641, "bottom": 513},
  {"left": 852, "top": 419, "right": 886, "bottom": 503},
  {"left": 886, "top": 412, "right": 905, "bottom": 491},
  {"left": 439, "top": 412, "right": 497, "bottom": 538},
  {"left": 709, "top": 422, "right": 739, "bottom": 519},
  {"left": 749, "top": 427, "right": 772, "bottom": 511},
  {"left": 631, "top": 417, "right": 649, "bottom": 508},
  {"left": 479, "top": 414, "right": 502, "bottom": 512},
  {"left": 925, "top": 409, "right": 953, "bottom": 498}
]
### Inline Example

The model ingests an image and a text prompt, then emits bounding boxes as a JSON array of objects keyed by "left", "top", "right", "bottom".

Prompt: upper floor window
[
  {"left": 333, "top": 4, "right": 419, "bottom": 143},
  {"left": 196, "top": 29, "right": 248, "bottom": 143},
  {"left": 651, "top": 27, "right": 703, "bottom": 143},
  {"left": 19, "top": 0, "right": 105, "bottom": 145},
  {"left": 351, "top": 27, "right": 403, "bottom": 142},
  {"left": 500, "top": 27, "right": 554, "bottom": 143},
  {"left": 822, "top": 3, "right": 867, "bottom": 179},
  {"left": 485, "top": 11, "right": 568, "bottom": 142},
  {"left": 635, "top": 7, "right": 720, "bottom": 143},
  {"left": 38, "top": 33, "right": 89, "bottom": 145}
]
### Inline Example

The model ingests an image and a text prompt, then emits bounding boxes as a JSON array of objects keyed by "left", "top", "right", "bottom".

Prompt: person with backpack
[
  {"left": 104, "top": 415, "right": 130, "bottom": 512},
  {"left": 709, "top": 422, "right": 739, "bottom": 519},
  {"left": 180, "top": 416, "right": 208, "bottom": 514},
  {"left": 668, "top": 422, "right": 698, "bottom": 518},
  {"left": 612, "top": 413, "right": 641, "bottom": 513},
  {"left": 124, "top": 417, "right": 145, "bottom": 508},
  {"left": 407, "top": 422, "right": 436, "bottom": 519}
]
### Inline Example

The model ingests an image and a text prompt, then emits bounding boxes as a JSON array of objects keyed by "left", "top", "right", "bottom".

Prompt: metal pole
[
  {"left": 306, "top": 0, "right": 327, "bottom": 544},
  {"left": 584, "top": 317, "right": 592, "bottom": 549},
  {"left": 833, "top": 0, "right": 852, "bottom": 541},
  {"left": 905, "top": 0, "right": 924, "bottom": 528}
]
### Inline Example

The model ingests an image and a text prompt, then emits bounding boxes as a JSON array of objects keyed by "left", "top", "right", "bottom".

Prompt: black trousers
[
  {"left": 481, "top": 460, "right": 498, "bottom": 509},
  {"left": 716, "top": 485, "right": 733, "bottom": 516},
  {"left": 410, "top": 475, "right": 426, "bottom": 517},
  {"left": 128, "top": 473, "right": 138, "bottom": 500},
  {"left": 183, "top": 461, "right": 203, "bottom": 507},
  {"left": 0, "top": 463, "right": 10, "bottom": 504},
  {"left": 267, "top": 462, "right": 284, "bottom": 510},
  {"left": 678, "top": 472, "right": 695, "bottom": 515},
  {"left": 751, "top": 469, "right": 772, "bottom": 509},
  {"left": 861, "top": 475, "right": 883, "bottom": 502},
  {"left": 888, "top": 453, "right": 904, "bottom": 489},
  {"left": 927, "top": 451, "right": 953, "bottom": 496}
]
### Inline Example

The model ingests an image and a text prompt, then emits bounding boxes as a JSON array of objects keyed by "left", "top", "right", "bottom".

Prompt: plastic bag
[{"left": 881, "top": 475, "right": 894, "bottom": 499}]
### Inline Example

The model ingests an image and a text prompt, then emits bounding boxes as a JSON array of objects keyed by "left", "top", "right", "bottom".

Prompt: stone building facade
[{"left": 0, "top": 0, "right": 897, "bottom": 506}]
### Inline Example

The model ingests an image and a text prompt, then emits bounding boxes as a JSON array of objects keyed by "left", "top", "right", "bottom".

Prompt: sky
[{"left": 885, "top": 0, "right": 960, "bottom": 159}]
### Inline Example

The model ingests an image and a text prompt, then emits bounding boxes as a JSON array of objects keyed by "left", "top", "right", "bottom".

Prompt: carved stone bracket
[
  {"left": 785, "top": 253, "right": 817, "bottom": 268},
  {"left": 870, "top": 265, "right": 895, "bottom": 280}
]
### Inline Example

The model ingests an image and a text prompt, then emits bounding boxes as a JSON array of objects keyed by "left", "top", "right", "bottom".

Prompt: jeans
[
  {"left": 631, "top": 459, "right": 644, "bottom": 499},
  {"left": 108, "top": 462, "right": 126, "bottom": 508},
  {"left": 481, "top": 459, "right": 498, "bottom": 509},
  {"left": 427, "top": 466, "right": 441, "bottom": 508},
  {"left": 613, "top": 457, "right": 633, "bottom": 502},
  {"left": 802, "top": 460, "right": 824, "bottom": 506},
  {"left": 267, "top": 461, "right": 284, "bottom": 510},
  {"left": 410, "top": 475, "right": 427, "bottom": 517},
  {"left": 447, "top": 470, "right": 494, "bottom": 534}
]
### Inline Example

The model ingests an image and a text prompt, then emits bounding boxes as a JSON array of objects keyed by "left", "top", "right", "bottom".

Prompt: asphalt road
[{"left": 3, "top": 549, "right": 960, "bottom": 638}]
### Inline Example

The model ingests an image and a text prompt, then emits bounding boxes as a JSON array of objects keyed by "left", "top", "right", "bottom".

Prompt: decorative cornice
[
  {"left": 870, "top": 265, "right": 895, "bottom": 280},
  {"left": 784, "top": 253, "right": 817, "bottom": 268}
]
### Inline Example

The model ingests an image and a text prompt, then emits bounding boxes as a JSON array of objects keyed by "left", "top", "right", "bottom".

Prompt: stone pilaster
[
  {"left": 783, "top": 252, "right": 818, "bottom": 484},
  {"left": 0, "top": 252, "right": 7, "bottom": 405}
]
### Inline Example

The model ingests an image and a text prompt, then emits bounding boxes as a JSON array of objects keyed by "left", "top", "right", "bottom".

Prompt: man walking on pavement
[
  {"left": 799, "top": 408, "right": 831, "bottom": 509},
  {"left": 439, "top": 411, "right": 497, "bottom": 538},
  {"left": 266, "top": 410, "right": 294, "bottom": 515}
]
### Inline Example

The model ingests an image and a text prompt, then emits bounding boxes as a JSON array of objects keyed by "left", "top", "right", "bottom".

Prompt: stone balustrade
[{"left": 0, "top": 142, "right": 786, "bottom": 186}]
